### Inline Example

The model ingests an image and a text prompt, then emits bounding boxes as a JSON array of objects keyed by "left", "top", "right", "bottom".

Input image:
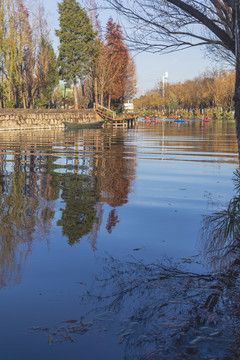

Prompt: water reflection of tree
[
  {"left": 143, "top": 120, "right": 238, "bottom": 163},
  {"left": 94, "top": 130, "right": 136, "bottom": 238},
  {"left": 91, "top": 171, "right": 240, "bottom": 359},
  {"left": 0, "top": 144, "right": 59, "bottom": 290},
  {"left": 96, "top": 132, "right": 135, "bottom": 207},
  {"left": 58, "top": 129, "right": 136, "bottom": 247},
  {"left": 201, "top": 169, "right": 240, "bottom": 270},
  {"left": 0, "top": 129, "right": 137, "bottom": 289},
  {"left": 57, "top": 173, "right": 100, "bottom": 245},
  {"left": 45, "top": 170, "right": 240, "bottom": 359},
  {"left": 46, "top": 254, "right": 240, "bottom": 359},
  {"left": 0, "top": 171, "right": 54, "bottom": 289}
]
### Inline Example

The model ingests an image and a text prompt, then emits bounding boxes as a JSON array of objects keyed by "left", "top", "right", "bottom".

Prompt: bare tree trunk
[
  {"left": 15, "top": 88, "right": 19, "bottom": 108},
  {"left": 234, "top": 1, "right": 240, "bottom": 157},
  {"left": 108, "top": 94, "right": 111, "bottom": 109},
  {"left": 100, "top": 90, "right": 104, "bottom": 106},
  {"left": 81, "top": 84, "right": 85, "bottom": 98},
  {"left": 28, "top": 93, "right": 33, "bottom": 109},
  {"left": 74, "top": 82, "right": 78, "bottom": 109},
  {"left": 94, "top": 77, "right": 98, "bottom": 105},
  {"left": 23, "top": 96, "right": 26, "bottom": 109},
  {"left": 21, "top": 85, "right": 26, "bottom": 109},
  {"left": 28, "top": 87, "right": 33, "bottom": 109}
]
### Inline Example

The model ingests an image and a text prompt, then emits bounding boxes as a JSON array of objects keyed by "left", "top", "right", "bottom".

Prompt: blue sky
[{"left": 44, "top": 0, "right": 215, "bottom": 96}]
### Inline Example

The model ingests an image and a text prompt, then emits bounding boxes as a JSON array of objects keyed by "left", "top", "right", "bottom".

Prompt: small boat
[
  {"left": 144, "top": 117, "right": 151, "bottom": 122},
  {"left": 63, "top": 120, "right": 104, "bottom": 129},
  {"left": 202, "top": 116, "right": 212, "bottom": 122},
  {"left": 174, "top": 119, "right": 186, "bottom": 123}
]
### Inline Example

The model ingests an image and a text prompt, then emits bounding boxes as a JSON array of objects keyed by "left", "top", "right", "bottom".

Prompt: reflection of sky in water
[{"left": 0, "top": 122, "right": 238, "bottom": 359}]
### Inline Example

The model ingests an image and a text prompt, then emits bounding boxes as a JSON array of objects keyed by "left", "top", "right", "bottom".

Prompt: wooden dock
[{"left": 94, "top": 104, "right": 137, "bottom": 128}]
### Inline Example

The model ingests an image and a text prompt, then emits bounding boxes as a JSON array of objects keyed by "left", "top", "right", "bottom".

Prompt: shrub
[
  {"left": 35, "top": 98, "right": 49, "bottom": 108},
  {"left": 4, "top": 100, "right": 16, "bottom": 108}
]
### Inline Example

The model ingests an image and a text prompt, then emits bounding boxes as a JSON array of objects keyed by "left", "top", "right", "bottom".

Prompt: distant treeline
[
  {"left": 0, "top": 0, "right": 136, "bottom": 110},
  {"left": 134, "top": 70, "right": 235, "bottom": 119}
]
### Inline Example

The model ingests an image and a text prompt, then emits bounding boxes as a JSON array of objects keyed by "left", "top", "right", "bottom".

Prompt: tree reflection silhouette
[
  {"left": 96, "top": 134, "right": 135, "bottom": 208},
  {"left": 57, "top": 174, "right": 100, "bottom": 245},
  {"left": 57, "top": 129, "right": 136, "bottom": 247},
  {"left": 106, "top": 209, "right": 119, "bottom": 234},
  {"left": 0, "top": 129, "right": 137, "bottom": 290},
  {"left": 0, "top": 147, "right": 60, "bottom": 290},
  {"left": 0, "top": 171, "right": 53, "bottom": 289}
]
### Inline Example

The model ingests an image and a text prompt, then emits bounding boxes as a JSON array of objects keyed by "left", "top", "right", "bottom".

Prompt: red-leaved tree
[{"left": 105, "top": 18, "right": 129, "bottom": 108}]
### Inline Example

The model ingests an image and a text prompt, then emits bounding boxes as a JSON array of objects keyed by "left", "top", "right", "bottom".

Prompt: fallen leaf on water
[
  {"left": 118, "top": 336, "right": 125, "bottom": 344},
  {"left": 62, "top": 320, "right": 78, "bottom": 324},
  {"left": 30, "top": 326, "right": 49, "bottom": 331}
]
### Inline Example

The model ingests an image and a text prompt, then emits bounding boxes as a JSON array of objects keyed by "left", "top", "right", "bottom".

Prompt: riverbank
[
  {"left": 0, "top": 109, "right": 98, "bottom": 130},
  {"left": 136, "top": 109, "right": 235, "bottom": 121}
]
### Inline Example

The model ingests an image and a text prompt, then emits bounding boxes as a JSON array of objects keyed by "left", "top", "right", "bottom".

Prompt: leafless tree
[{"left": 106, "top": 0, "right": 240, "bottom": 152}]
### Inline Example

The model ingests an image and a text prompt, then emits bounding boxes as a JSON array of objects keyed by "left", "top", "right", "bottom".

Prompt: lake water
[{"left": 0, "top": 119, "right": 239, "bottom": 359}]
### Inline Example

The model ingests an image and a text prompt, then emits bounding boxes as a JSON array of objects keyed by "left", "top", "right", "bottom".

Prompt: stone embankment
[{"left": 0, "top": 109, "right": 98, "bottom": 130}]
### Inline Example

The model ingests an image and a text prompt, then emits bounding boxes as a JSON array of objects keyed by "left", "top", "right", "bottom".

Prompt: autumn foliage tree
[
  {"left": 62, "top": 1, "right": 137, "bottom": 110},
  {"left": 94, "top": 17, "right": 136, "bottom": 108},
  {"left": 0, "top": 0, "right": 58, "bottom": 108},
  {"left": 134, "top": 69, "right": 235, "bottom": 118},
  {"left": 105, "top": 18, "right": 128, "bottom": 108}
]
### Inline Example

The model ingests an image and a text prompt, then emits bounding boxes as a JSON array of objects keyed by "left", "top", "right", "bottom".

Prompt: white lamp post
[{"left": 162, "top": 72, "right": 168, "bottom": 112}]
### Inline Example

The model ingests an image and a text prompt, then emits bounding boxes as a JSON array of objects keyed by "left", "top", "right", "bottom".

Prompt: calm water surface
[{"left": 0, "top": 120, "right": 239, "bottom": 359}]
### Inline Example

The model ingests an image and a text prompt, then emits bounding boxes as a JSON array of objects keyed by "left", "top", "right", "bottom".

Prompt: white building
[{"left": 124, "top": 100, "right": 134, "bottom": 112}]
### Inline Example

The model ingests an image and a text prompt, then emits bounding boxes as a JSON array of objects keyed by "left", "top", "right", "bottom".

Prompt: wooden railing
[
  {"left": 94, "top": 103, "right": 137, "bottom": 127},
  {"left": 94, "top": 103, "right": 116, "bottom": 120}
]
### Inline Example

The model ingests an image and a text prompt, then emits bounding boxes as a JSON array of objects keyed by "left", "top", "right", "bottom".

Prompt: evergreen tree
[{"left": 56, "top": 0, "right": 96, "bottom": 108}]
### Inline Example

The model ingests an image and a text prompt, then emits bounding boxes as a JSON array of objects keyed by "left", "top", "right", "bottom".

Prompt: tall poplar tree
[
  {"left": 0, "top": 0, "right": 6, "bottom": 107},
  {"left": 56, "top": 0, "right": 96, "bottom": 109}
]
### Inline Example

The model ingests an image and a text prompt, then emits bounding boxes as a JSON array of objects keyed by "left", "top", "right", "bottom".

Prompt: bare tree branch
[{"left": 105, "top": 0, "right": 235, "bottom": 55}]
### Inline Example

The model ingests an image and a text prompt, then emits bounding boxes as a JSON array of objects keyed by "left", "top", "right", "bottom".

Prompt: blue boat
[{"left": 174, "top": 119, "right": 186, "bottom": 123}]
